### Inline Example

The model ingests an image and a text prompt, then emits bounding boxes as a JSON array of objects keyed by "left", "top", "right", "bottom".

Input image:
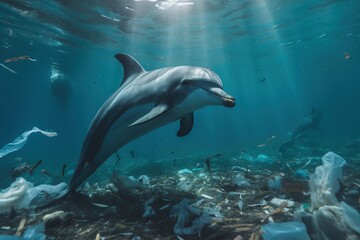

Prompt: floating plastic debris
[
  {"left": 177, "top": 168, "right": 193, "bottom": 175},
  {"left": 0, "top": 63, "right": 17, "bottom": 74},
  {"left": 308, "top": 152, "right": 360, "bottom": 239},
  {"left": 279, "top": 40, "right": 301, "bottom": 46},
  {"left": 270, "top": 198, "right": 295, "bottom": 207},
  {"left": 138, "top": 175, "right": 150, "bottom": 185},
  {"left": 4, "top": 55, "right": 37, "bottom": 63},
  {"left": 0, "top": 177, "right": 67, "bottom": 213},
  {"left": 344, "top": 52, "right": 351, "bottom": 59},
  {"left": 255, "top": 154, "right": 273, "bottom": 163},
  {"left": 268, "top": 175, "right": 282, "bottom": 190},
  {"left": 173, "top": 199, "right": 210, "bottom": 236},
  {"left": 257, "top": 135, "right": 276, "bottom": 147},
  {"left": 261, "top": 221, "right": 310, "bottom": 240},
  {"left": 318, "top": 33, "right": 326, "bottom": 39},
  {"left": 0, "top": 127, "right": 57, "bottom": 159}
]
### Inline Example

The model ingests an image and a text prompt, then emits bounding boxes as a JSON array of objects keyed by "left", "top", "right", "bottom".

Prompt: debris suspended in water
[
  {"left": 61, "top": 164, "right": 67, "bottom": 176},
  {"left": 41, "top": 169, "right": 52, "bottom": 177},
  {"left": 130, "top": 150, "right": 136, "bottom": 159},
  {"left": 4, "top": 55, "right": 37, "bottom": 63},
  {"left": 318, "top": 33, "right": 326, "bottom": 39},
  {"left": 11, "top": 162, "right": 32, "bottom": 179},
  {"left": 16, "top": 217, "right": 26, "bottom": 236},
  {"left": 204, "top": 153, "right": 221, "bottom": 175},
  {"left": 257, "top": 135, "right": 276, "bottom": 147},
  {"left": 344, "top": 52, "right": 351, "bottom": 59},
  {"left": 0, "top": 63, "right": 17, "bottom": 74},
  {"left": 30, "top": 159, "right": 43, "bottom": 175},
  {"left": 0, "top": 127, "right": 57, "bottom": 159},
  {"left": 205, "top": 158, "right": 212, "bottom": 175}
]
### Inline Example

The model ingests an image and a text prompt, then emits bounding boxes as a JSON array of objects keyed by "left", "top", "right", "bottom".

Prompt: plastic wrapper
[{"left": 0, "top": 127, "right": 57, "bottom": 159}]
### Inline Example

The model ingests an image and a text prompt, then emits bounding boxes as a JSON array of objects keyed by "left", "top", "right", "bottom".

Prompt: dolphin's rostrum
[{"left": 69, "top": 54, "right": 235, "bottom": 192}]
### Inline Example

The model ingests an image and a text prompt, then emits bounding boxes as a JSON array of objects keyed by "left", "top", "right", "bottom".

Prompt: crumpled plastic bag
[
  {"left": 309, "top": 152, "right": 360, "bottom": 239},
  {"left": 0, "top": 177, "right": 67, "bottom": 213},
  {"left": 0, "top": 127, "right": 57, "bottom": 159},
  {"left": 310, "top": 151, "right": 346, "bottom": 209},
  {"left": 173, "top": 199, "right": 211, "bottom": 236}
]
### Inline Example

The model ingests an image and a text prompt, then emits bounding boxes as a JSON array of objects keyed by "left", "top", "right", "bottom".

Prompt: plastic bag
[
  {"left": 309, "top": 152, "right": 360, "bottom": 239},
  {"left": 0, "top": 177, "right": 67, "bottom": 213},
  {"left": 0, "top": 127, "right": 57, "bottom": 159}
]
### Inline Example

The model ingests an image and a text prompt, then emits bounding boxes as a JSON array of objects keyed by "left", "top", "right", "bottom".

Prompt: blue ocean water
[{"left": 0, "top": 0, "right": 359, "bottom": 187}]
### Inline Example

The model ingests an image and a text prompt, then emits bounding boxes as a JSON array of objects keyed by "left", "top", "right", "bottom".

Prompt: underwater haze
[
  {"left": 1, "top": 0, "right": 360, "bottom": 182},
  {"left": 1, "top": 1, "right": 360, "bottom": 239},
  {"left": 1, "top": 0, "right": 360, "bottom": 184}
]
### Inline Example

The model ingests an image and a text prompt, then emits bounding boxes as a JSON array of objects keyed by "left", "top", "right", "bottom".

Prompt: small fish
[
  {"left": 61, "top": 164, "right": 67, "bottom": 176},
  {"left": 171, "top": 151, "right": 175, "bottom": 155},
  {"left": 260, "top": 78, "right": 266, "bottom": 82}
]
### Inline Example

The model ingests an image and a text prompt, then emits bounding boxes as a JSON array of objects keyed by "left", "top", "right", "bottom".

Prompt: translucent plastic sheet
[
  {"left": 309, "top": 152, "right": 360, "bottom": 238},
  {"left": 310, "top": 151, "right": 346, "bottom": 209},
  {"left": 0, "top": 127, "right": 57, "bottom": 158},
  {"left": 0, "top": 177, "right": 67, "bottom": 213}
]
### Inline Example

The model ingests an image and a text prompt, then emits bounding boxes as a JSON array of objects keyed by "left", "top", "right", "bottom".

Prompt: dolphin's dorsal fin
[
  {"left": 115, "top": 54, "right": 145, "bottom": 86},
  {"left": 177, "top": 112, "right": 194, "bottom": 137}
]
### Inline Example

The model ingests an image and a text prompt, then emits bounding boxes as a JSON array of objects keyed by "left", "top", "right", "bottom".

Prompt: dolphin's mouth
[
  {"left": 198, "top": 84, "right": 236, "bottom": 108},
  {"left": 223, "top": 96, "right": 236, "bottom": 107}
]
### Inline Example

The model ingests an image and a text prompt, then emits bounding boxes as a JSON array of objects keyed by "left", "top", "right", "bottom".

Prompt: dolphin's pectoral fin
[
  {"left": 177, "top": 112, "right": 194, "bottom": 137},
  {"left": 129, "top": 104, "right": 170, "bottom": 127}
]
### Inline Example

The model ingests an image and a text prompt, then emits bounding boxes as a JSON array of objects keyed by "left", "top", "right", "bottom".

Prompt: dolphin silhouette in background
[
  {"left": 68, "top": 53, "right": 235, "bottom": 192},
  {"left": 279, "top": 108, "right": 322, "bottom": 154}
]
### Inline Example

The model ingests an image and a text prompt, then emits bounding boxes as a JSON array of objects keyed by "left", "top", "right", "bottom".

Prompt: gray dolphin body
[{"left": 68, "top": 54, "right": 235, "bottom": 192}]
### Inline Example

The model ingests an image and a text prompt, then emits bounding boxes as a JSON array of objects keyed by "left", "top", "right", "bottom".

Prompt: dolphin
[
  {"left": 68, "top": 53, "right": 235, "bottom": 192},
  {"left": 279, "top": 108, "right": 322, "bottom": 154}
]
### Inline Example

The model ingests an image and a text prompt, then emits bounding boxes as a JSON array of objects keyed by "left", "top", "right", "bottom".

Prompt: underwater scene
[{"left": 1, "top": 0, "right": 360, "bottom": 239}]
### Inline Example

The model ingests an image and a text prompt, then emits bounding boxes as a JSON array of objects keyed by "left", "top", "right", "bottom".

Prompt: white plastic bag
[{"left": 0, "top": 127, "right": 57, "bottom": 159}]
